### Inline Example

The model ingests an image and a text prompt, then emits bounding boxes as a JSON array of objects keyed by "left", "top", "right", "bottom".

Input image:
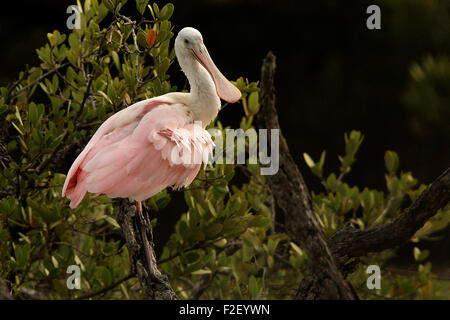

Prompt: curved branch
[
  {"left": 297, "top": 168, "right": 449, "bottom": 298},
  {"left": 329, "top": 168, "right": 450, "bottom": 268}
]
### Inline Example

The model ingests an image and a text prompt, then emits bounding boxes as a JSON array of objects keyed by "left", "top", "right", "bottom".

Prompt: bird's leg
[{"left": 136, "top": 201, "right": 155, "bottom": 276}]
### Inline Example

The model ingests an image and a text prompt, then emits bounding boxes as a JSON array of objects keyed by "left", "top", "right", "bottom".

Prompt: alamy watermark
[
  {"left": 208, "top": 127, "right": 279, "bottom": 175},
  {"left": 66, "top": 5, "right": 81, "bottom": 30},
  {"left": 366, "top": 5, "right": 381, "bottom": 30},
  {"left": 366, "top": 265, "right": 381, "bottom": 290},
  {"left": 66, "top": 265, "right": 81, "bottom": 289},
  {"left": 158, "top": 121, "right": 280, "bottom": 176}
]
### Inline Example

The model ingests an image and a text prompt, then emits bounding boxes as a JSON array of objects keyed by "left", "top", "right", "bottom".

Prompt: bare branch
[
  {"left": 10, "top": 63, "right": 69, "bottom": 100},
  {"left": 329, "top": 167, "right": 450, "bottom": 270},
  {"left": 189, "top": 274, "right": 213, "bottom": 300},
  {"left": 76, "top": 273, "right": 134, "bottom": 300},
  {"left": 255, "top": 51, "right": 355, "bottom": 300},
  {"left": 116, "top": 198, "right": 177, "bottom": 300}
]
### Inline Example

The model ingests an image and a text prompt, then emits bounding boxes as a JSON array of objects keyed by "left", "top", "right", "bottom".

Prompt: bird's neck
[{"left": 184, "top": 61, "right": 221, "bottom": 127}]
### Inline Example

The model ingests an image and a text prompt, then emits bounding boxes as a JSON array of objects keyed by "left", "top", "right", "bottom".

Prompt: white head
[{"left": 174, "top": 27, "right": 241, "bottom": 103}]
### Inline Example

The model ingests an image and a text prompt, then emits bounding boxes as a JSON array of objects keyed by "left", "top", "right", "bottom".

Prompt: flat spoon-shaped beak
[{"left": 192, "top": 43, "right": 242, "bottom": 103}]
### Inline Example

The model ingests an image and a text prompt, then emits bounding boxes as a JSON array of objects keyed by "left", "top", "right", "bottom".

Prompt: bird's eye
[{"left": 184, "top": 39, "right": 189, "bottom": 44}]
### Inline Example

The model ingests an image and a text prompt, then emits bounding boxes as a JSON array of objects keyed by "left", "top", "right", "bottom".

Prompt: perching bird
[
  {"left": 62, "top": 27, "right": 241, "bottom": 210},
  {"left": 62, "top": 27, "right": 241, "bottom": 271}
]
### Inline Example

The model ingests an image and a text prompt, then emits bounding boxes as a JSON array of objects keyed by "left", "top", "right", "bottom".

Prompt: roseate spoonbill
[{"left": 62, "top": 27, "right": 241, "bottom": 268}]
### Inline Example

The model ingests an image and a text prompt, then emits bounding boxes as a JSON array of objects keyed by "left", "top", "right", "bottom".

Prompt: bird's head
[{"left": 175, "top": 27, "right": 241, "bottom": 103}]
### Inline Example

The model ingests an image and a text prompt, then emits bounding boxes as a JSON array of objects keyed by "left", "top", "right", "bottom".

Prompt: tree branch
[
  {"left": 10, "top": 63, "right": 69, "bottom": 100},
  {"left": 297, "top": 168, "right": 449, "bottom": 298},
  {"left": 76, "top": 273, "right": 134, "bottom": 300},
  {"left": 188, "top": 274, "right": 213, "bottom": 300},
  {"left": 0, "top": 279, "right": 47, "bottom": 300},
  {"left": 115, "top": 198, "right": 177, "bottom": 300},
  {"left": 255, "top": 51, "right": 355, "bottom": 300},
  {"left": 329, "top": 167, "right": 450, "bottom": 271}
]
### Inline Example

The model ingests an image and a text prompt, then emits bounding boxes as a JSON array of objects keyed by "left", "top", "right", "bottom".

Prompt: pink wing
[{"left": 62, "top": 99, "right": 214, "bottom": 208}]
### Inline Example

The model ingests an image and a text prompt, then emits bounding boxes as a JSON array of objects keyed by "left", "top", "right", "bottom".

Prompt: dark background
[{"left": 1, "top": 0, "right": 449, "bottom": 269}]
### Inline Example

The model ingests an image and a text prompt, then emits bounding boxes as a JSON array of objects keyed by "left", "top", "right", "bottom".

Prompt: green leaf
[
  {"left": 13, "top": 243, "right": 31, "bottom": 269},
  {"left": 206, "top": 223, "right": 222, "bottom": 238},
  {"left": 28, "top": 104, "right": 38, "bottom": 124},
  {"left": 136, "top": 0, "right": 149, "bottom": 15},
  {"left": 289, "top": 242, "right": 304, "bottom": 257},
  {"left": 98, "top": 266, "right": 113, "bottom": 285},
  {"left": 105, "top": 216, "right": 120, "bottom": 229},
  {"left": 413, "top": 247, "right": 429, "bottom": 262},
  {"left": 247, "top": 91, "right": 259, "bottom": 115},
  {"left": 207, "top": 200, "right": 217, "bottom": 217},
  {"left": 68, "top": 33, "right": 80, "bottom": 50},
  {"left": 248, "top": 275, "right": 262, "bottom": 299},
  {"left": 384, "top": 150, "right": 399, "bottom": 174},
  {"left": 103, "top": 0, "right": 115, "bottom": 12},
  {"left": 98, "top": 90, "right": 113, "bottom": 105},
  {"left": 318, "top": 150, "right": 326, "bottom": 171},
  {"left": 0, "top": 87, "right": 9, "bottom": 99},
  {"left": 152, "top": 3, "right": 160, "bottom": 17},
  {"left": 252, "top": 216, "right": 271, "bottom": 229},
  {"left": 303, "top": 153, "right": 315, "bottom": 168},
  {"left": 111, "top": 51, "right": 121, "bottom": 71},
  {"left": 12, "top": 122, "right": 24, "bottom": 136},
  {"left": 177, "top": 219, "right": 188, "bottom": 236},
  {"left": 191, "top": 269, "right": 212, "bottom": 275},
  {"left": 159, "top": 3, "right": 174, "bottom": 20},
  {"left": 51, "top": 255, "right": 59, "bottom": 268},
  {"left": 137, "top": 30, "right": 149, "bottom": 49}
]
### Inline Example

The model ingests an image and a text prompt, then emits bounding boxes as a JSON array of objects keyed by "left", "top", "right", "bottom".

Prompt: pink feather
[{"left": 62, "top": 98, "right": 214, "bottom": 208}]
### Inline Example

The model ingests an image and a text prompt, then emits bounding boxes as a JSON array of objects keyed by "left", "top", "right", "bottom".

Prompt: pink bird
[
  {"left": 62, "top": 27, "right": 240, "bottom": 271},
  {"left": 62, "top": 27, "right": 241, "bottom": 211}
]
